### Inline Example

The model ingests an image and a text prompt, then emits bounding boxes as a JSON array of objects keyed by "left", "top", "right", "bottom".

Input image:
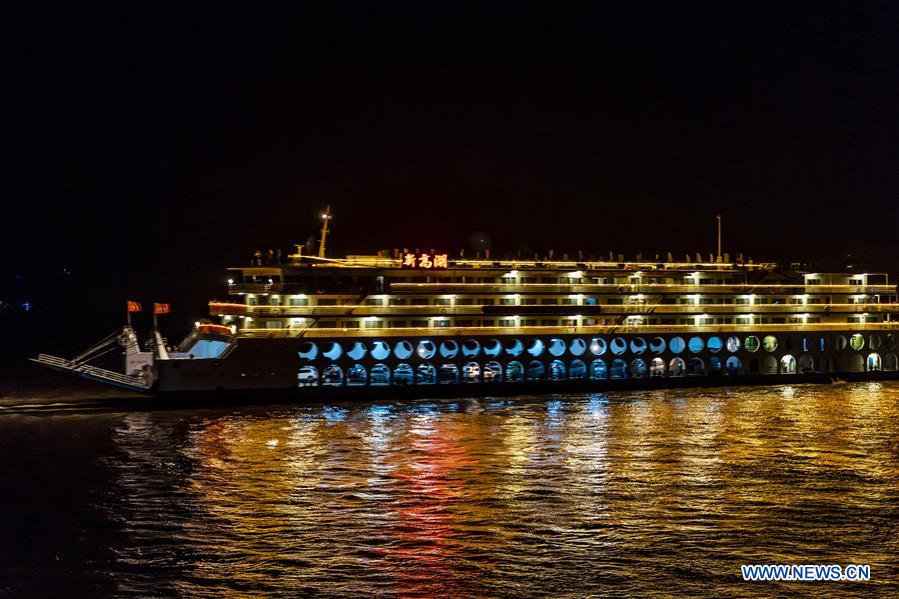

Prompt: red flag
[
  {"left": 127, "top": 301, "right": 142, "bottom": 312},
  {"left": 154, "top": 303, "right": 171, "bottom": 314}
]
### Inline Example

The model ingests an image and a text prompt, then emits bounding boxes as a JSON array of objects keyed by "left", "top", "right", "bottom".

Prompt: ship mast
[
  {"left": 318, "top": 205, "right": 332, "bottom": 258},
  {"left": 716, "top": 214, "right": 722, "bottom": 263}
]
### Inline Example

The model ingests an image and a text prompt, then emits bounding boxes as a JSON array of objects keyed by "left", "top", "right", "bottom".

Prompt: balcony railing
[
  {"left": 235, "top": 321, "right": 899, "bottom": 339},
  {"left": 210, "top": 301, "right": 899, "bottom": 318},
  {"left": 388, "top": 283, "right": 896, "bottom": 295}
]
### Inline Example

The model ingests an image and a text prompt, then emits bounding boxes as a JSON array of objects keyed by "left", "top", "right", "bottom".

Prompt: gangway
[{"left": 30, "top": 354, "right": 152, "bottom": 392}]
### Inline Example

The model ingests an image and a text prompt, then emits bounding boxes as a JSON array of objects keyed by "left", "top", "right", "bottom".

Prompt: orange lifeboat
[{"left": 198, "top": 324, "right": 234, "bottom": 336}]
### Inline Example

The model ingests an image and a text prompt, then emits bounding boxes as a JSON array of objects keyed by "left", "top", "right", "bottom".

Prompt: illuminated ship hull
[
  {"left": 143, "top": 326, "right": 899, "bottom": 399},
  {"left": 32, "top": 245, "right": 899, "bottom": 399}
]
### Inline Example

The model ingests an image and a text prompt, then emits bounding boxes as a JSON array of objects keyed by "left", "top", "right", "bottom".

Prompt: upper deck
[
  {"left": 213, "top": 250, "right": 897, "bottom": 337},
  {"left": 226, "top": 254, "right": 891, "bottom": 295}
]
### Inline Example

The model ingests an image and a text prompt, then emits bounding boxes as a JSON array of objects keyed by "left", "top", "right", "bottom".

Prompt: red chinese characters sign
[{"left": 402, "top": 252, "right": 449, "bottom": 269}]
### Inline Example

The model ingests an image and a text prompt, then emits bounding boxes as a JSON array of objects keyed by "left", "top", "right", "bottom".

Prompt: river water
[{"left": 1, "top": 383, "right": 898, "bottom": 597}]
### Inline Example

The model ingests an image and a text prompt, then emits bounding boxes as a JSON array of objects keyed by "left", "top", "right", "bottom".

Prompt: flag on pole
[
  {"left": 154, "top": 303, "right": 171, "bottom": 314},
  {"left": 127, "top": 301, "right": 142, "bottom": 312}
]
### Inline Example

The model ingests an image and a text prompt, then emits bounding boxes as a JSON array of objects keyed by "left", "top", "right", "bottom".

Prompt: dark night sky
[{"left": 2, "top": 1, "right": 899, "bottom": 352}]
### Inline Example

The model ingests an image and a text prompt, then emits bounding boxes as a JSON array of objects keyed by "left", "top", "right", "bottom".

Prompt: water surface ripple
[{"left": 2, "top": 383, "right": 898, "bottom": 597}]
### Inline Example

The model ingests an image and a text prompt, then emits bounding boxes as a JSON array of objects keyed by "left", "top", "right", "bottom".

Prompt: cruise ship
[{"left": 32, "top": 212, "right": 899, "bottom": 397}]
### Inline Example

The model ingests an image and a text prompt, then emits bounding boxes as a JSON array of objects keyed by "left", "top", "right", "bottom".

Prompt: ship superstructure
[{"left": 32, "top": 215, "right": 899, "bottom": 397}]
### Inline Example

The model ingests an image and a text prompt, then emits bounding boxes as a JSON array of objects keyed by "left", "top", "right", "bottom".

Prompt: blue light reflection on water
[{"left": 1, "top": 383, "right": 898, "bottom": 597}]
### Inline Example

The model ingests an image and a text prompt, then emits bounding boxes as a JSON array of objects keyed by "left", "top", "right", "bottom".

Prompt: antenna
[
  {"left": 318, "top": 205, "right": 332, "bottom": 258},
  {"left": 716, "top": 214, "right": 722, "bottom": 263}
]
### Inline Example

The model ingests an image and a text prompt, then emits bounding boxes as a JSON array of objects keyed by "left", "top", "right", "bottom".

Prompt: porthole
[
  {"left": 869, "top": 335, "right": 882, "bottom": 350},
  {"left": 706, "top": 337, "right": 723, "bottom": 353},
  {"left": 393, "top": 340, "right": 413, "bottom": 360},
  {"left": 569, "top": 338, "right": 587, "bottom": 356},
  {"left": 439, "top": 340, "right": 459, "bottom": 359},
  {"left": 417, "top": 340, "right": 436, "bottom": 359},
  {"left": 505, "top": 338, "right": 524, "bottom": 357},
  {"left": 527, "top": 339, "right": 545, "bottom": 357},
  {"left": 763, "top": 335, "right": 778, "bottom": 353},
  {"left": 461, "top": 339, "right": 481, "bottom": 358},
  {"left": 347, "top": 341, "right": 367, "bottom": 361},
  {"left": 669, "top": 337, "right": 686, "bottom": 354},
  {"left": 483, "top": 339, "right": 502, "bottom": 357},
  {"left": 322, "top": 341, "right": 343, "bottom": 361},
  {"left": 688, "top": 336, "right": 704, "bottom": 353},
  {"left": 589, "top": 338, "right": 607, "bottom": 356},
  {"left": 744, "top": 336, "right": 760, "bottom": 353},
  {"left": 629, "top": 337, "right": 647, "bottom": 355},
  {"left": 548, "top": 338, "right": 566, "bottom": 357},
  {"left": 371, "top": 340, "right": 390, "bottom": 361},
  {"left": 726, "top": 336, "right": 741, "bottom": 353},
  {"left": 850, "top": 333, "right": 865, "bottom": 351},
  {"left": 649, "top": 337, "right": 666, "bottom": 354},
  {"left": 610, "top": 337, "right": 627, "bottom": 355},
  {"left": 297, "top": 342, "right": 318, "bottom": 361}
]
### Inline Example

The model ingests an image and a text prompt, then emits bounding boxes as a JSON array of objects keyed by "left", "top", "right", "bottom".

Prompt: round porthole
[
  {"left": 417, "top": 340, "right": 436, "bottom": 359},
  {"left": 439, "top": 340, "right": 459, "bottom": 358}
]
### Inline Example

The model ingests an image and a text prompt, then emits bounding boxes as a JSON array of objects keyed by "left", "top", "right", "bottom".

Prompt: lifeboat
[{"left": 198, "top": 323, "right": 234, "bottom": 336}]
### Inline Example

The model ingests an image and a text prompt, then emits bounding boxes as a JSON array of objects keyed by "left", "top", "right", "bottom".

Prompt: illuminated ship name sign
[{"left": 402, "top": 252, "right": 449, "bottom": 269}]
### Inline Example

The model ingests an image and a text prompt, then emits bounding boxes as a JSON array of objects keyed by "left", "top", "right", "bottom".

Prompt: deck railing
[
  {"left": 235, "top": 321, "right": 899, "bottom": 339},
  {"left": 210, "top": 302, "right": 899, "bottom": 317}
]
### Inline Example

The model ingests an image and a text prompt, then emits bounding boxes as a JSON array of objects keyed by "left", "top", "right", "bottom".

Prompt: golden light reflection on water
[{"left": 109, "top": 384, "right": 899, "bottom": 596}]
